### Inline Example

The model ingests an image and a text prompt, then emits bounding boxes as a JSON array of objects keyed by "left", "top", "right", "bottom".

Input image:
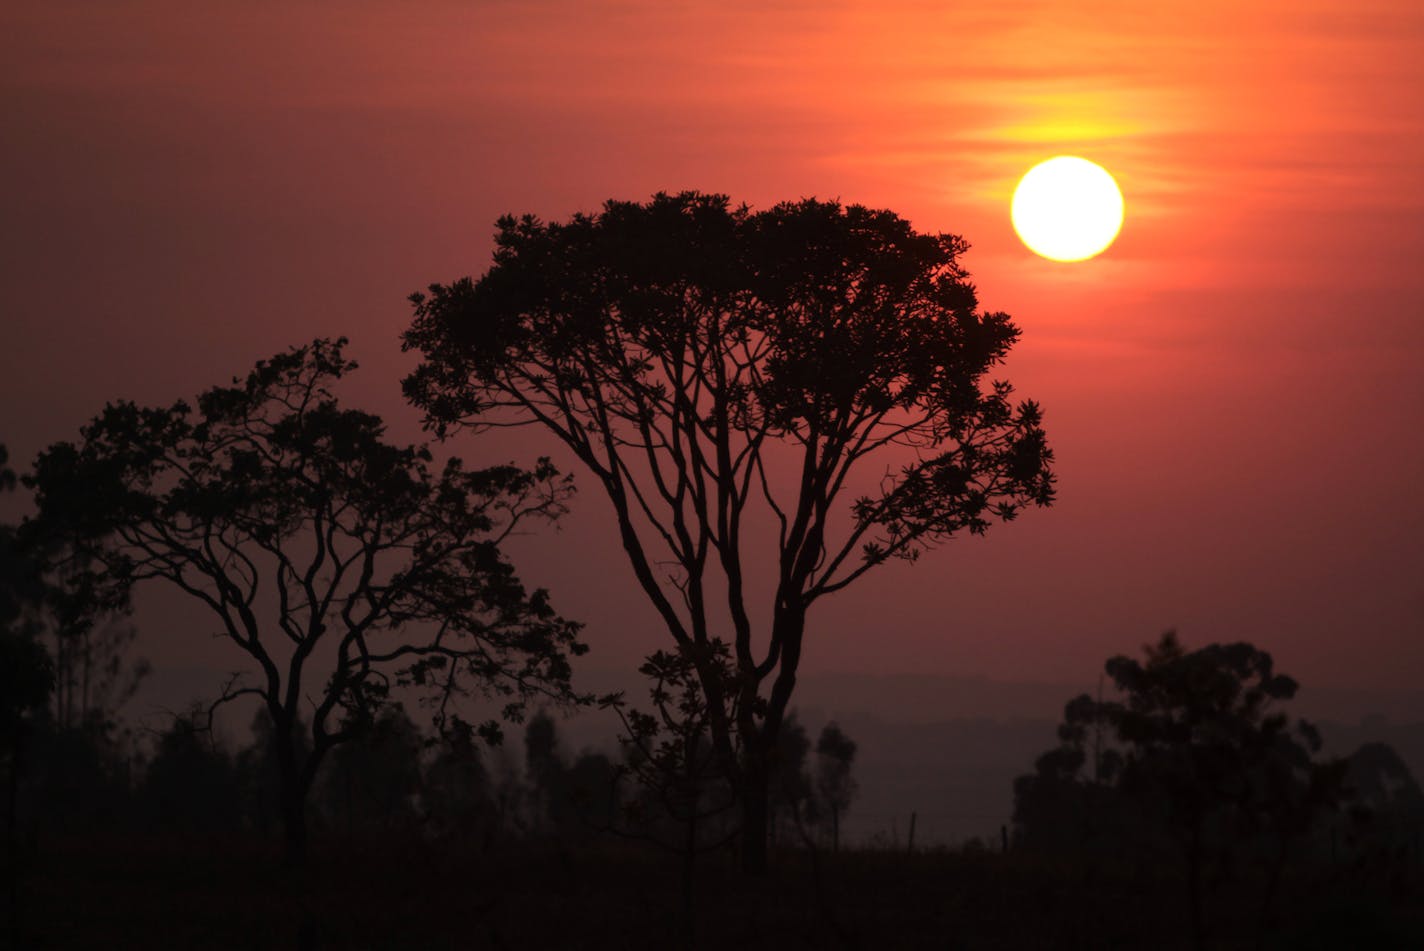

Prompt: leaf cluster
[{"left": 599, "top": 639, "right": 746, "bottom": 836}]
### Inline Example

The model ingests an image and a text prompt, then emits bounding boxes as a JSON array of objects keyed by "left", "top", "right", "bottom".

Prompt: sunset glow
[
  {"left": 2, "top": 0, "right": 1421, "bottom": 698},
  {"left": 2, "top": 2, "right": 1423, "bottom": 938}
]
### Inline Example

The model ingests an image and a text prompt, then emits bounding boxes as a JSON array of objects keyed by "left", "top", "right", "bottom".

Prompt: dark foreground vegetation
[
  {"left": 12, "top": 833, "right": 1424, "bottom": 950},
  {"left": 4, "top": 627, "right": 1420, "bottom": 950}
]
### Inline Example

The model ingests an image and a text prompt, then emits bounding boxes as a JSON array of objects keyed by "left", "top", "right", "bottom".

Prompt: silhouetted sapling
[
  {"left": 601, "top": 640, "right": 744, "bottom": 941},
  {"left": 814, "top": 721, "right": 858, "bottom": 852}
]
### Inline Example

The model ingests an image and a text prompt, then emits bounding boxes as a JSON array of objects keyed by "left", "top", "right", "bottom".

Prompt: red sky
[{"left": 3, "top": 0, "right": 1421, "bottom": 700}]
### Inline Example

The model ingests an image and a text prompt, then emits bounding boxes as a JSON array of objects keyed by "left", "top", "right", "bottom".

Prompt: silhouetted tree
[
  {"left": 0, "top": 627, "right": 52, "bottom": 946},
  {"left": 404, "top": 191, "right": 1056, "bottom": 871},
  {"left": 25, "top": 339, "right": 586, "bottom": 866},
  {"left": 423, "top": 719, "right": 492, "bottom": 841},
  {"left": 235, "top": 707, "right": 311, "bottom": 835},
  {"left": 317, "top": 704, "right": 424, "bottom": 836},
  {"left": 1012, "top": 731, "right": 1136, "bottom": 856},
  {"left": 1340, "top": 742, "right": 1424, "bottom": 881},
  {"left": 1016, "top": 631, "right": 1346, "bottom": 951},
  {"left": 768, "top": 712, "right": 814, "bottom": 846},
  {"left": 1, "top": 631, "right": 53, "bottom": 844},
  {"left": 1, "top": 447, "right": 51, "bottom": 743},
  {"left": 47, "top": 612, "right": 149, "bottom": 736},
  {"left": 139, "top": 711, "right": 242, "bottom": 835},
  {"left": 0, "top": 444, "right": 147, "bottom": 838},
  {"left": 0, "top": 445, "right": 42, "bottom": 634},
  {"left": 602, "top": 640, "right": 743, "bottom": 941},
  {"left": 516, "top": 709, "right": 616, "bottom": 836},
  {"left": 563, "top": 749, "right": 619, "bottom": 835},
  {"left": 522, "top": 709, "right": 564, "bottom": 832},
  {"left": 0, "top": 445, "right": 54, "bottom": 943},
  {"left": 1347, "top": 742, "right": 1424, "bottom": 825},
  {"left": 814, "top": 721, "right": 857, "bottom": 851}
]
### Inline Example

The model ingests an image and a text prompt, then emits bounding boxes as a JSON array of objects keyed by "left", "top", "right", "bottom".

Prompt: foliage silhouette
[
  {"left": 316, "top": 704, "right": 425, "bottom": 837},
  {"left": 25, "top": 339, "right": 587, "bottom": 865},
  {"left": 0, "top": 445, "right": 42, "bottom": 633},
  {"left": 519, "top": 709, "right": 619, "bottom": 838},
  {"left": 140, "top": 710, "right": 243, "bottom": 835},
  {"left": 1014, "top": 631, "right": 1347, "bottom": 951},
  {"left": 47, "top": 613, "right": 149, "bottom": 737},
  {"left": 814, "top": 720, "right": 858, "bottom": 852},
  {"left": 602, "top": 640, "right": 744, "bottom": 942},
  {"left": 422, "top": 717, "right": 494, "bottom": 842},
  {"left": 1, "top": 444, "right": 54, "bottom": 945},
  {"left": 404, "top": 191, "right": 1055, "bottom": 871},
  {"left": 768, "top": 711, "right": 814, "bottom": 846},
  {"left": 234, "top": 706, "right": 310, "bottom": 836},
  {"left": 1338, "top": 742, "right": 1424, "bottom": 890},
  {"left": 523, "top": 708, "right": 564, "bottom": 831}
]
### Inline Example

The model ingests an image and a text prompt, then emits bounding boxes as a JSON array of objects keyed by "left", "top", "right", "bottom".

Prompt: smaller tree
[
  {"left": 423, "top": 719, "right": 493, "bottom": 841},
  {"left": 1, "top": 445, "right": 55, "bottom": 854},
  {"left": 562, "top": 750, "right": 619, "bottom": 836},
  {"left": 522, "top": 709, "right": 564, "bottom": 832},
  {"left": 1, "top": 630, "right": 53, "bottom": 846},
  {"left": 814, "top": 721, "right": 858, "bottom": 852},
  {"left": 1015, "top": 632, "right": 1345, "bottom": 951},
  {"left": 235, "top": 707, "right": 313, "bottom": 835},
  {"left": 768, "top": 712, "right": 814, "bottom": 847},
  {"left": 138, "top": 710, "right": 243, "bottom": 835},
  {"left": 601, "top": 640, "right": 744, "bottom": 943},
  {"left": 26, "top": 339, "right": 587, "bottom": 865},
  {"left": 316, "top": 705, "right": 425, "bottom": 836},
  {"left": 0, "top": 445, "right": 54, "bottom": 945},
  {"left": 1339, "top": 742, "right": 1424, "bottom": 879},
  {"left": 47, "top": 611, "right": 150, "bottom": 737},
  {"left": 0, "top": 445, "right": 42, "bottom": 632}
]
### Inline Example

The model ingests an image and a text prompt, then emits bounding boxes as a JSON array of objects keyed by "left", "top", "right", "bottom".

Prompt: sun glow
[{"left": 1011, "top": 156, "right": 1125, "bottom": 262}]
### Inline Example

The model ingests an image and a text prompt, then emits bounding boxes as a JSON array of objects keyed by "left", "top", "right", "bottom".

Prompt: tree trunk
[
  {"left": 1187, "top": 824, "right": 1205, "bottom": 951},
  {"left": 272, "top": 711, "right": 309, "bottom": 869},
  {"left": 281, "top": 782, "right": 308, "bottom": 869},
  {"left": 6, "top": 727, "right": 26, "bottom": 946},
  {"left": 4, "top": 731, "right": 18, "bottom": 858},
  {"left": 737, "top": 603, "right": 805, "bottom": 875},
  {"left": 740, "top": 759, "right": 770, "bottom": 874},
  {"left": 682, "top": 806, "right": 696, "bottom": 948},
  {"left": 1255, "top": 836, "right": 1290, "bottom": 951}
]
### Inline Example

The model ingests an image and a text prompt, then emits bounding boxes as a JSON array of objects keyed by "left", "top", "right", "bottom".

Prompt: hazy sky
[{"left": 3, "top": 0, "right": 1421, "bottom": 700}]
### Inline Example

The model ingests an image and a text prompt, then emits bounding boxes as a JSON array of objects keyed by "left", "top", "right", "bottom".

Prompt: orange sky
[{"left": 2, "top": 0, "right": 1421, "bottom": 697}]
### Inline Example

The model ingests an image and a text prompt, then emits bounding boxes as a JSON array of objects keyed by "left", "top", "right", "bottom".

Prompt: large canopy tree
[
  {"left": 26, "top": 339, "right": 585, "bottom": 864},
  {"left": 403, "top": 192, "right": 1055, "bottom": 871}
]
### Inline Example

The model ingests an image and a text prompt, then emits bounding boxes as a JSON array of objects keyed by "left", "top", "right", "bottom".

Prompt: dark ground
[{"left": 7, "top": 834, "right": 1423, "bottom": 950}]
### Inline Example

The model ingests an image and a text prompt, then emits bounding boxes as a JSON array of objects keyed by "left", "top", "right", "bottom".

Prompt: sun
[{"left": 1011, "top": 156, "right": 1124, "bottom": 262}]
